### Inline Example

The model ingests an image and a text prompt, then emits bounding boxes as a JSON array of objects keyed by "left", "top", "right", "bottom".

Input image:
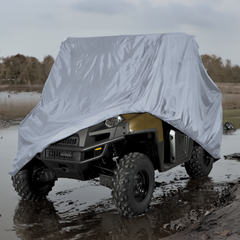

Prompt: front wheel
[
  {"left": 185, "top": 145, "right": 214, "bottom": 178},
  {"left": 12, "top": 160, "right": 56, "bottom": 201},
  {"left": 111, "top": 152, "right": 154, "bottom": 217}
]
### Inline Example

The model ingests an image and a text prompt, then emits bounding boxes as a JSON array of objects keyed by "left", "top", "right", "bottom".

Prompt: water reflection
[
  {"left": 13, "top": 177, "right": 229, "bottom": 240},
  {"left": 0, "top": 92, "right": 41, "bottom": 120},
  {"left": 13, "top": 200, "right": 60, "bottom": 240}
]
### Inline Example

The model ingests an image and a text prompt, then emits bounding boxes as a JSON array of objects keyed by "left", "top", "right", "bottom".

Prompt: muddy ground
[
  {"left": 0, "top": 124, "right": 240, "bottom": 240},
  {"left": 1, "top": 88, "right": 240, "bottom": 240},
  {"left": 166, "top": 183, "right": 240, "bottom": 240}
]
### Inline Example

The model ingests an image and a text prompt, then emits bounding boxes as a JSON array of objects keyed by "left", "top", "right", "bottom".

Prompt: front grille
[
  {"left": 55, "top": 135, "right": 79, "bottom": 146},
  {"left": 46, "top": 149, "right": 79, "bottom": 160}
]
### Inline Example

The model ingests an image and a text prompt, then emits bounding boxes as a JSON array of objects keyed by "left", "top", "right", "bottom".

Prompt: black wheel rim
[
  {"left": 133, "top": 170, "right": 149, "bottom": 202},
  {"left": 31, "top": 164, "right": 52, "bottom": 190}
]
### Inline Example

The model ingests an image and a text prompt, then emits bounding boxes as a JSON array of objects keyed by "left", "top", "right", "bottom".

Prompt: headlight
[{"left": 105, "top": 115, "right": 125, "bottom": 128}]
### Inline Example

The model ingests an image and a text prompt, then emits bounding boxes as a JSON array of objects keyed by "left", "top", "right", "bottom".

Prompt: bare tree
[{"left": 41, "top": 55, "right": 54, "bottom": 83}]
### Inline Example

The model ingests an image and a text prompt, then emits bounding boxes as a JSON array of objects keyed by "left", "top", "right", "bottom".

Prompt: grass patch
[
  {"left": 216, "top": 82, "right": 240, "bottom": 94},
  {"left": 223, "top": 109, "right": 240, "bottom": 129},
  {"left": 222, "top": 94, "right": 240, "bottom": 110}
]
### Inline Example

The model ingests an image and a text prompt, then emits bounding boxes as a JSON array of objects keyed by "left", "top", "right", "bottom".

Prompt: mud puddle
[{"left": 1, "top": 126, "right": 240, "bottom": 240}]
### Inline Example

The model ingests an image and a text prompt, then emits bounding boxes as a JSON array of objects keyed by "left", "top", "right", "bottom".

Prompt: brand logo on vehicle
[{"left": 46, "top": 149, "right": 74, "bottom": 159}]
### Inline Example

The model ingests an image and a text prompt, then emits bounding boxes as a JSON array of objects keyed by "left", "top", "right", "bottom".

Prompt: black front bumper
[{"left": 35, "top": 121, "right": 128, "bottom": 180}]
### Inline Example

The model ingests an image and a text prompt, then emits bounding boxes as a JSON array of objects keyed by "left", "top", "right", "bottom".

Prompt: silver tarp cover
[{"left": 9, "top": 33, "right": 222, "bottom": 176}]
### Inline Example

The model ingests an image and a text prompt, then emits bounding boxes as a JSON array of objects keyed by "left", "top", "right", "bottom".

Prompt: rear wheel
[
  {"left": 185, "top": 146, "right": 214, "bottom": 178},
  {"left": 12, "top": 161, "right": 56, "bottom": 201},
  {"left": 111, "top": 152, "right": 154, "bottom": 216}
]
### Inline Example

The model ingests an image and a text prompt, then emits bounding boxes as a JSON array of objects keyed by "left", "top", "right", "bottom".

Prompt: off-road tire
[
  {"left": 111, "top": 152, "right": 154, "bottom": 217},
  {"left": 185, "top": 146, "right": 214, "bottom": 178},
  {"left": 12, "top": 162, "right": 55, "bottom": 201}
]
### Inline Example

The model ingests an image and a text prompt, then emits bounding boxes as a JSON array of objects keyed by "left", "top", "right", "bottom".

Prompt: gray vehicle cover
[{"left": 9, "top": 33, "right": 222, "bottom": 176}]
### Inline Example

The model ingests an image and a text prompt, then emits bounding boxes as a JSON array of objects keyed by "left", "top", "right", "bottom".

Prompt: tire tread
[{"left": 111, "top": 152, "right": 154, "bottom": 217}]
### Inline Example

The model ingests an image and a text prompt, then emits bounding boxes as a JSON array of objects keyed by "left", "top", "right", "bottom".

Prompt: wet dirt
[
  {"left": 165, "top": 183, "right": 240, "bottom": 240},
  {"left": 1, "top": 126, "right": 240, "bottom": 240}
]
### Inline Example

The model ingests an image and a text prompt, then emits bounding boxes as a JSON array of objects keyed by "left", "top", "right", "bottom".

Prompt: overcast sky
[{"left": 1, "top": 0, "right": 240, "bottom": 65}]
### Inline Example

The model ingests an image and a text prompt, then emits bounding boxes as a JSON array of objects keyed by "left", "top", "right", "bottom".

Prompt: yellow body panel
[{"left": 122, "top": 113, "right": 164, "bottom": 142}]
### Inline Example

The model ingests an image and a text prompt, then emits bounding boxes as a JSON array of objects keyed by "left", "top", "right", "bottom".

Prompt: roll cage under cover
[{"left": 9, "top": 33, "right": 222, "bottom": 176}]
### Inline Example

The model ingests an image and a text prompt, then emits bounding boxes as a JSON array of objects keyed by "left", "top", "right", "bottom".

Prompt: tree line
[
  {"left": 0, "top": 54, "right": 54, "bottom": 85},
  {"left": 0, "top": 53, "right": 239, "bottom": 85},
  {"left": 201, "top": 54, "right": 240, "bottom": 83}
]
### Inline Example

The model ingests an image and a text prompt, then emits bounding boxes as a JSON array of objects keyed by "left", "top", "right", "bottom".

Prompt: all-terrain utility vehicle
[
  {"left": 11, "top": 33, "right": 222, "bottom": 217},
  {"left": 12, "top": 113, "right": 216, "bottom": 216}
]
